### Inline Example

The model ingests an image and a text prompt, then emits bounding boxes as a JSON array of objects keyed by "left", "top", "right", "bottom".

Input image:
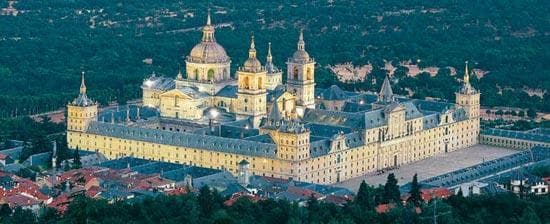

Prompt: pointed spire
[
  {"left": 248, "top": 33, "right": 256, "bottom": 59},
  {"left": 201, "top": 9, "right": 215, "bottom": 42},
  {"left": 297, "top": 29, "right": 305, "bottom": 51},
  {"left": 267, "top": 42, "right": 273, "bottom": 63},
  {"left": 463, "top": 61, "right": 470, "bottom": 85},
  {"left": 80, "top": 72, "right": 87, "bottom": 95},
  {"left": 268, "top": 102, "right": 282, "bottom": 125},
  {"left": 206, "top": 8, "right": 212, "bottom": 26},
  {"left": 378, "top": 76, "right": 394, "bottom": 103}
]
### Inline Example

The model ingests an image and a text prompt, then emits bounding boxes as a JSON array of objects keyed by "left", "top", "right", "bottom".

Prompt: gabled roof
[
  {"left": 319, "top": 85, "right": 348, "bottom": 100},
  {"left": 216, "top": 85, "right": 238, "bottom": 98}
]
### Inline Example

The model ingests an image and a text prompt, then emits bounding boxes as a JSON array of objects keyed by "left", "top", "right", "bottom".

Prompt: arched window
[
  {"left": 258, "top": 77, "right": 263, "bottom": 89},
  {"left": 293, "top": 66, "right": 299, "bottom": 80},
  {"left": 194, "top": 69, "right": 199, "bottom": 80},
  {"left": 207, "top": 69, "right": 215, "bottom": 81},
  {"left": 306, "top": 67, "right": 312, "bottom": 80},
  {"left": 243, "top": 76, "right": 250, "bottom": 89}
]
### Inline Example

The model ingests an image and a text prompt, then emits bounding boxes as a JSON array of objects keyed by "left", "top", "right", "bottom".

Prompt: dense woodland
[
  {"left": 0, "top": 0, "right": 548, "bottom": 119},
  {"left": 0, "top": 175, "right": 548, "bottom": 224}
]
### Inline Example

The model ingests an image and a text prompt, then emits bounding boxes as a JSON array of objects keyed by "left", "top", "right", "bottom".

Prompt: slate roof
[
  {"left": 162, "top": 167, "right": 221, "bottom": 182},
  {"left": 306, "top": 123, "right": 353, "bottom": 138},
  {"left": 411, "top": 99, "right": 455, "bottom": 113},
  {"left": 98, "top": 106, "right": 159, "bottom": 124},
  {"left": 215, "top": 85, "right": 238, "bottom": 98},
  {"left": 342, "top": 102, "right": 372, "bottom": 112},
  {"left": 303, "top": 109, "right": 365, "bottom": 129},
  {"left": 481, "top": 128, "right": 550, "bottom": 143},
  {"left": 317, "top": 85, "right": 348, "bottom": 100},
  {"left": 86, "top": 122, "right": 278, "bottom": 158},
  {"left": 71, "top": 93, "right": 95, "bottom": 107},
  {"left": 244, "top": 134, "right": 275, "bottom": 144},
  {"left": 267, "top": 85, "right": 287, "bottom": 103},
  {"left": 141, "top": 75, "right": 175, "bottom": 91}
]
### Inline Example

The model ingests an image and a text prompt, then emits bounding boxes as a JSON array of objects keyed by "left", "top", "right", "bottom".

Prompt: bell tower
[
  {"left": 67, "top": 72, "right": 98, "bottom": 132},
  {"left": 286, "top": 30, "right": 315, "bottom": 112},
  {"left": 236, "top": 35, "right": 267, "bottom": 127},
  {"left": 455, "top": 61, "right": 480, "bottom": 119}
]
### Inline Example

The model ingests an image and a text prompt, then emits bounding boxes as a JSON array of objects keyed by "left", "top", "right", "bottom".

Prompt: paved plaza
[{"left": 333, "top": 145, "right": 518, "bottom": 192}]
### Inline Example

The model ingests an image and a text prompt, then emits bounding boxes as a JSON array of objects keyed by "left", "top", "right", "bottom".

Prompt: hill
[{"left": 0, "top": 0, "right": 548, "bottom": 117}]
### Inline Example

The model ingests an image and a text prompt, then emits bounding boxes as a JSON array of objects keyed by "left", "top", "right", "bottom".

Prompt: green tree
[
  {"left": 407, "top": 173, "right": 422, "bottom": 206},
  {"left": 0, "top": 203, "right": 12, "bottom": 219},
  {"left": 354, "top": 180, "right": 375, "bottom": 210},
  {"left": 520, "top": 207, "right": 541, "bottom": 224},
  {"left": 198, "top": 185, "right": 215, "bottom": 216},
  {"left": 72, "top": 147, "right": 82, "bottom": 169},
  {"left": 4, "top": 207, "right": 36, "bottom": 224},
  {"left": 384, "top": 173, "right": 400, "bottom": 203},
  {"left": 527, "top": 108, "right": 537, "bottom": 119}
]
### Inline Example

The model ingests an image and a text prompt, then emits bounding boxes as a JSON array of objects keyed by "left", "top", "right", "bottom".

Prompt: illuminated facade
[{"left": 67, "top": 12, "right": 480, "bottom": 184}]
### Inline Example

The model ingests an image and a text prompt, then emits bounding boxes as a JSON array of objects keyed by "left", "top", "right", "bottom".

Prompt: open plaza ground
[{"left": 333, "top": 144, "right": 518, "bottom": 191}]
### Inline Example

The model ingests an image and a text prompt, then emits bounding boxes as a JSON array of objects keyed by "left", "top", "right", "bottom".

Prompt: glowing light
[
  {"left": 209, "top": 109, "right": 219, "bottom": 119},
  {"left": 144, "top": 80, "right": 154, "bottom": 87}
]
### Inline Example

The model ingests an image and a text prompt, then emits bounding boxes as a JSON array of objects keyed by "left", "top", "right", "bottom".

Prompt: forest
[
  {"left": 0, "top": 175, "right": 548, "bottom": 224},
  {"left": 0, "top": 0, "right": 548, "bottom": 119}
]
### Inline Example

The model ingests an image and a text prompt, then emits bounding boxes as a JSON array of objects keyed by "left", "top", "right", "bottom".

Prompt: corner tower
[
  {"left": 286, "top": 30, "right": 315, "bottom": 113},
  {"left": 455, "top": 61, "right": 480, "bottom": 119},
  {"left": 67, "top": 72, "right": 98, "bottom": 132},
  {"left": 236, "top": 35, "right": 267, "bottom": 127}
]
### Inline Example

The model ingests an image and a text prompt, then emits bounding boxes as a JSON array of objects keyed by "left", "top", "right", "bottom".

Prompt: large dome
[
  {"left": 186, "top": 10, "right": 230, "bottom": 64},
  {"left": 188, "top": 41, "right": 229, "bottom": 63}
]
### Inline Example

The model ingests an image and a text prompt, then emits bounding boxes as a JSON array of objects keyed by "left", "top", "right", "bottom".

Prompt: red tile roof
[
  {"left": 376, "top": 203, "right": 395, "bottom": 214},
  {"left": 224, "top": 192, "right": 261, "bottom": 206}
]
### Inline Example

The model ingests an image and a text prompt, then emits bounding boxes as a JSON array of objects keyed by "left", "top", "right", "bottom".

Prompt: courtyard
[{"left": 333, "top": 144, "right": 518, "bottom": 191}]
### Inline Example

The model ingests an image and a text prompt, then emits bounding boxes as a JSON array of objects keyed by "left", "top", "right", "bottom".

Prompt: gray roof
[
  {"left": 267, "top": 85, "right": 287, "bottom": 103},
  {"left": 306, "top": 123, "right": 353, "bottom": 138},
  {"left": 378, "top": 76, "right": 394, "bottom": 103},
  {"left": 162, "top": 166, "right": 221, "bottom": 182},
  {"left": 317, "top": 85, "right": 348, "bottom": 100},
  {"left": 303, "top": 109, "right": 365, "bottom": 129},
  {"left": 0, "top": 146, "right": 22, "bottom": 160},
  {"left": 99, "top": 105, "right": 159, "bottom": 124},
  {"left": 86, "top": 121, "right": 277, "bottom": 158},
  {"left": 71, "top": 93, "right": 96, "bottom": 107},
  {"left": 215, "top": 85, "right": 238, "bottom": 98},
  {"left": 481, "top": 128, "right": 550, "bottom": 143},
  {"left": 141, "top": 75, "right": 175, "bottom": 91}
]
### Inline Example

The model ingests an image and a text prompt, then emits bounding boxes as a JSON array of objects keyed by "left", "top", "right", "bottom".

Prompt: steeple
[
  {"left": 70, "top": 71, "right": 95, "bottom": 107},
  {"left": 378, "top": 76, "right": 394, "bottom": 103},
  {"left": 201, "top": 9, "right": 215, "bottom": 42},
  {"left": 290, "top": 29, "right": 311, "bottom": 62},
  {"left": 80, "top": 72, "right": 87, "bottom": 95},
  {"left": 248, "top": 34, "right": 256, "bottom": 59},
  {"left": 266, "top": 42, "right": 273, "bottom": 63},
  {"left": 297, "top": 29, "right": 305, "bottom": 51},
  {"left": 463, "top": 61, "right": 470, "bottom": 85},
  {"left": 242, "top": 33, "right": 262, "bottom": 72}
]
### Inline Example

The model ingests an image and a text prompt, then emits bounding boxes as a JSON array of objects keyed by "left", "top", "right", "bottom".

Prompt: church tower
[
  {"left": 67, "top": 72, "right": 98, "bottom": 132},
  {"left": 286, "top": 30, "right": 315, "bottom": 113},
  {"left": 236, "top": 35, "right": 267, "bottom": 127},
  {"left": 455, "top": 61, "right": 480, "bottom": 119},
  {"left": 265, "top": 42, "right": 283, "bottom": 90}
]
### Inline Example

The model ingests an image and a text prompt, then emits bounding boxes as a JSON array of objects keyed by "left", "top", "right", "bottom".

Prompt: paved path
[{"left": 333, "top": 145, "right": 517, "bottom": 192}]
